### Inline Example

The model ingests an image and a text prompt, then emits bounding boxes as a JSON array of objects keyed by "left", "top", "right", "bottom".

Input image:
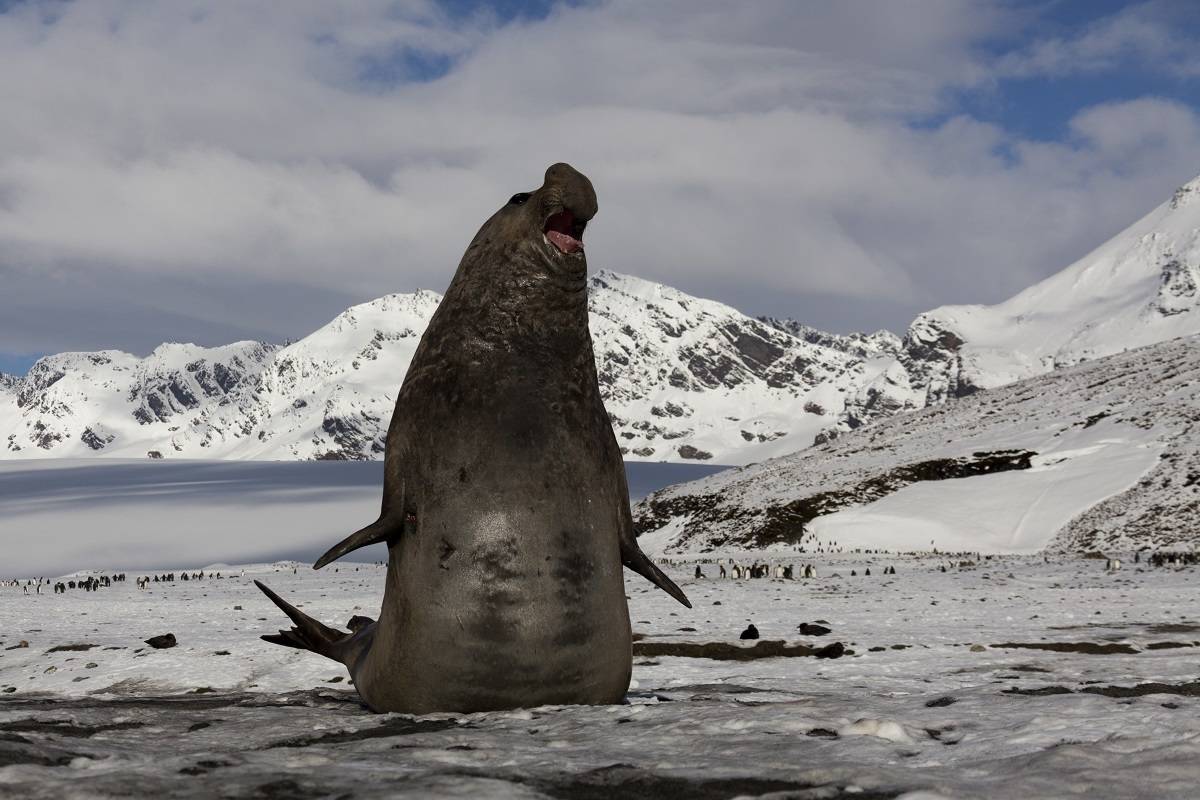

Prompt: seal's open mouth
[{"left": 543, "top": 210, "right": 586, "bottom": 255}]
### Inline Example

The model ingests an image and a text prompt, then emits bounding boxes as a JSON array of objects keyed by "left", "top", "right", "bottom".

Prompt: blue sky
[
  {"left": 959, "top": 1, "right": 1200, "bottom": 142},
  {"left": 1, "top": 0, "right": 1199, "bottom": 375},
  {"left": 0, "top": 354, "right": 39, "bottom": 375}
]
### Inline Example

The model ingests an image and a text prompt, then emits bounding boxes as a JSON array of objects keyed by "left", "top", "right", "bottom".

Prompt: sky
[{"left": 1, "top": 0, "right": 1199, "bottom": 375}]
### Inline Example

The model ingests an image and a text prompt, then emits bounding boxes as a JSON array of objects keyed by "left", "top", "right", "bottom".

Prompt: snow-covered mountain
[
  {"left": 0, "top": 272, "right": 892, "bottom": 465},
  {"left": 633, "top": 333, "right": 1200, "bottom": 555},
  {"left": 585, "top": 273, "right": 888, "bottom": 463},
  {"left": 633, "top": 176, "right": 1200, "bottom": 553},
  {"left": 7, "top": 175, "right": 1200, "bottom": 470},
  {"left": 760, "top": 317, "right": 902, "bottom": 362},
  {"left": 824, "top": 175, "right": 1200, "bottom": 437}
]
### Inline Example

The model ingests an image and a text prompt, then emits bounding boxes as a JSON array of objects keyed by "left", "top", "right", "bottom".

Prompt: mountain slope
[
  {"left": 586, "top": 272, "right": 884, "bottom": 463},
  {"left": 0, "top": 273, "right": 889, "bottom": 465},
  {"left": 829, "top": 176, "right": 1200, "bottom": 437},
  {"left": 632, "top": 334, "right": 1200, "bottom": 554},
  {"left": 0, "top": 342, "right": 278, "bottom": 458}
]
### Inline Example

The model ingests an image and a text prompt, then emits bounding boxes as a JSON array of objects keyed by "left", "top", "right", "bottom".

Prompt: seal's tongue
[
  {"left": 544, "top": 210, "right": 584, "bottom": 254},
  {"left": 547, "top": 230, "right": 583, "bottom": 254}
]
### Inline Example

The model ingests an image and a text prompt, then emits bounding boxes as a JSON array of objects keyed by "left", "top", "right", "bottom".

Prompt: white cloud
[
  {"left": 0, "top": 0, "right": 1197, "bottom": 356},
  {"left": 996, "top": 1, "right": 1200, "bottom": 79}
]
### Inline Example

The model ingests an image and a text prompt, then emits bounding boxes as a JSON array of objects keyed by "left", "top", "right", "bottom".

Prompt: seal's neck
[{"left": 438, "top": 243, "right": 591, "bottom": 356}]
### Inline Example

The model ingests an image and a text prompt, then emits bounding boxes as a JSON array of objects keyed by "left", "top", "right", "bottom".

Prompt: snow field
[{"left": 2, "top": 554, "right": 1198, "bottom": 798}]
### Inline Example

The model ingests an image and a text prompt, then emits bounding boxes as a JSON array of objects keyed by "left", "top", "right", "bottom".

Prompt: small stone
[
  {"left": 798, "top": 623, "right": 831, "bottom": 636},
  {"left": 144, "top": 633, "right": 177, "bottom": 649},
  {"left": 806, "top": 728, "right": 839, "bottom": 738},
  {"left": 969, "top": 644, "right": 987, "bottom": 652},
  {"left": 46, "top": 643, "right": 98, "bottom": 653},
  {"left": 739, "top": 624, "right": 760, "bottom": 640},
  {"left": 814, "top": 642, "right": 845, "bottom": 659}
]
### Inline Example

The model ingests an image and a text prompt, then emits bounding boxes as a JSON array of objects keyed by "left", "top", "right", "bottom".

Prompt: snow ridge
[
  {"left": 780, "top": 174, "right": 1200, "bottom": 441},
  {"left": 0, "top": 275, "right": 887, "bottom": 465}
]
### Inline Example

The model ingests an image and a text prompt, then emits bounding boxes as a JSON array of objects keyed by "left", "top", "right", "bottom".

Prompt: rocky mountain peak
[
  {"left": 1, "top": 275, "right": 889, "bottom": 464},
  {"left": 1170, "top": 174, "right": 1200, "bottom": 210},
  {"left": 797, "top": 174, "right": 1200, "bottom": 442},
  {"left": 760, "top": 317, "right": 902, "bottom": 361}
]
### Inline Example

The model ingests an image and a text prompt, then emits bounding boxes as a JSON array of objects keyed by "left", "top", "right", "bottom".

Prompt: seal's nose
[{"left": 544, "top": 162, "right": 597, "bottom": 222}]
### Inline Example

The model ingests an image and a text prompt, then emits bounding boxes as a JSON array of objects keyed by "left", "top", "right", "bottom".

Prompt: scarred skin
[{"left": 258, "top": 163, "right": 689, "bottom": 714}]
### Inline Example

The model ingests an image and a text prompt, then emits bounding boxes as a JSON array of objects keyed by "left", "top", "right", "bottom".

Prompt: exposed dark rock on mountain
[
  {"left": 633, "top": 335, "right": 1200, "bottom": 554},
  {"left": 635, "top": 450, "right": 1034, "bottom": 549},
  {"left": 0, "top": 274, "right": 886, "bottom": 465}
]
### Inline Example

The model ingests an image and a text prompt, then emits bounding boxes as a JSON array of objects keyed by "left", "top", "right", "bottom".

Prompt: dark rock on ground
[
  {"left": 659, "top": 684, "right": 769, "bottom": 696},
  {"left": 990, "top": 641, "right": 1138, "bottom": 655},
  {"left": 633, "top": 640, "right": 829, "bottom": 661},
  {"left": 1, "top": 719, "right": 146, "bottom": 738},
  {"left": 524, "top": 763, "right": 898, "bottom": 800},
  {"left": 806, "top": 728, "right": 840, "bottom": 738},
  {"left": 45, "top": 643, "right": 98, "bottom": 653},
  {"left": 263, "top": 718, "right": 458, "bottom": 749},
  {"left": 1002, "top": 686, "right": 1074, "bottom": 696},
  {"left": 814, "top": 642, "right": 846, "bottom": 659},
  {"left": 1081, "top": 681, "right": 1200, "bottom": 698}
]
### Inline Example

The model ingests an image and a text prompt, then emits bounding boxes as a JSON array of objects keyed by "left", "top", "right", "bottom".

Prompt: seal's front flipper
[
  {"left": 313, "top": 515, "right": 402, "bottom": 570},
  {"left": 613, "top": 466, "right": 691, "bottom": 608},
  {"left": 256, "top": 579, "right": 349, "bottom": 663},
  {"left": 620, "top": 541, "right": 692, "bottom": 608}
]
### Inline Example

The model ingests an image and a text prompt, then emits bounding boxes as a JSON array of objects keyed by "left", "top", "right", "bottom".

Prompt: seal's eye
[{"left": 508, "top": 193, "right": 531, "bottom": 206}]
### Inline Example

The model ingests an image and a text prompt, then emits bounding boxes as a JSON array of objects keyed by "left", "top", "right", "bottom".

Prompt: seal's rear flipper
[
  {"left": 255, "top": 580, "right": 349, "bottom": 663},
  {"left": 313, "top": 515, "right": 401, "bottom": 570},
  {"left": 621, "top": 543, "right": 692, "bottom": 608}
]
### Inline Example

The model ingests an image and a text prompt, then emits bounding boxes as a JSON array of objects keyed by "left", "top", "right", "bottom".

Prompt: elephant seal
[{"left": 257, "top": 163, "right": 690, "bottom": 714}]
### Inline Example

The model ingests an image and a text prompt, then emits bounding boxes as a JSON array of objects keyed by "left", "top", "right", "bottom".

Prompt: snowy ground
[{"left": 2, "top": 555, "right": 1198, "bottom": 798}]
